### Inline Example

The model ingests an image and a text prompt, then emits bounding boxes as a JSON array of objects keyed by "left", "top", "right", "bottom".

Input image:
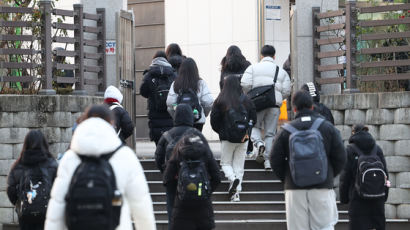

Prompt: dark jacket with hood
[
  {"left": 301, "top": 83, "right": 334, "bottom": 125},
  {"left": 210, "top": 94, "right": 257, "bottom": 141},
  {"left": 219, "top": 59, "right": 251, "bottom": 89},
  {"left": 140, "top": 57, "right": 176, "bottom": 143},
  {"left": 314, "top": 102, "right": 334, "bottom": 125},
  {"left": 106, "top": 102, "right": 134, "bottom": 143},
  {"left": 271, "top": 109, "right": 346, "bottom": 190},
  {"left": 104, "top": 86, "right": 135, "bottom": 144},
  {"left": 339, "top": 131, "right": 388, "bottom": 230},
  {"left": 155, "top": 104, "right": 197, "bottom": 173},
  {"left": 163, "top": 130, "right": 221, "bottom": 230},
  {"left": 7, "top": 150, "right": 58, "bottom": 206}
]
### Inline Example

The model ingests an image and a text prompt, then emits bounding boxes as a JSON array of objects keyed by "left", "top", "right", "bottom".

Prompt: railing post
[
  {"left": 73, "top": 4, "right": 86, "bottom": 95},
  {"left": 97, "top": 8, "right": 106, "bottom": 94},
  {"left": 312, "top": 7, "right": 321, "bottom": 90},
  {"left": 39, "top": 0, "right": 56, "bottom": 95},
  {"left": 344, "top": 0, "right": 359, "bottom": 93}
]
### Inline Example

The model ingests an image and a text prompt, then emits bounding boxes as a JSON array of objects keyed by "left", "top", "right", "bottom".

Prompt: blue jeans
[{"left": 166, "top": 184, "right": 177, "bottom": 230}]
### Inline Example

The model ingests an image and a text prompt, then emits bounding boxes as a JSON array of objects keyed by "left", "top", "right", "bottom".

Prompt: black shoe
[
  {"left": 228, "top": 178, "right": 240, "bottom": 197},
  {"left": 255, "top": 145, "right": 265, "bottom": 164}
]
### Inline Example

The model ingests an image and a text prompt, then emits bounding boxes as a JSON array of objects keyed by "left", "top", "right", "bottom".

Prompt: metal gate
[{"left": 116, "top": 10, "right": 136, "bottom": 149}]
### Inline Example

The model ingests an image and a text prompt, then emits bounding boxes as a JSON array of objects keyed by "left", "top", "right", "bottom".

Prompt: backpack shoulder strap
[
  {"left": 310, "top": 118, "right": 325, "bottom": 131},
  {"left": 239, "top": 94, "right": 246, "bottom": 103},
  {"left": 282, "top": 123, "right": 298, "bottom": 134},
  {"left": 100, "top": 144, "right": 124, "bottom": 161},
  {"left": 273, "top": 66, "right": 279, "bottom": 84},
  {"left": 109, "top": 102, "right": 123, "bottom": 110},
  {"left": 163, "top": 131, "right": 174, "bottom": 144}
]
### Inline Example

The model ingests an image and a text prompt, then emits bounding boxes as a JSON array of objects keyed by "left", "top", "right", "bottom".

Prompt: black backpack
[
  {"left": 153, "top": 69, "right": 173, "bottom": 112},
  {"left": 17, "top": 163, "right": 53, "bottom": 224},
  {"left": 177, "top": 160, "right": 211, "bottom": 201},
  {"left": 224, "top": 95, "right": 250, "bottom": 143},
  {"left": 353, "top": 144, "right": 387, "bottom": 199},
  {"left": 65, "top": 145, "right": 123, "bottom": 230},
  {"left": 247, "top": 66, "right": 279, "bottom": 112},
  {"left": 177, "top": 89, "right": 202, "bottom": 122},
  {"left": 282, "top": 118, "right": 328, "bottom": 187}
]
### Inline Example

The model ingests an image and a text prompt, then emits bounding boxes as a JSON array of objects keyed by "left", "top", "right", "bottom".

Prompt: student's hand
[{"left": 242, "top": 134, "right": 249, "bottom": 143}]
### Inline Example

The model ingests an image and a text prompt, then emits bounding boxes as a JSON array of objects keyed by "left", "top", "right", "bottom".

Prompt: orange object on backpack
[{"left": 279, "top": 99, "right": 288, "bottom": 121}]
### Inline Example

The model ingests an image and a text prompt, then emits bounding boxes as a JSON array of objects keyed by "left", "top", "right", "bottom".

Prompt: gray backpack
[{"left": 282, "top": 118, "right": 328, "bottom": 187}]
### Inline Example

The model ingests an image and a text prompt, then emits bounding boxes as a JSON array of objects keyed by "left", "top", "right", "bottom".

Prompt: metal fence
[
  {"left": 0, "top": 1, "right": 106, "bottom": 94},
  {"left": 313, "top": 2, "right": 410, "bottom": 92}
]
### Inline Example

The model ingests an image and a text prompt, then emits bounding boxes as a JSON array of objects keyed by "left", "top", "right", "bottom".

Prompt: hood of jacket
[
  {"left": 148, "top": 64, "right": 175, "bottom": 78},
  {"left": 349, "top": 130, "right": 375, "bottom": 154},
  {"left": 168, "top": 55, "right": 183, "bottom": 71},
  {"left": 70, "top": 117, "right": 122, "bottom": 156},
  {"left": 104, "top": 85, "right": 123, "bottom": 104},
  {"left": 150, "top": 57, "right": 172, "bottom": 68},
  {"left": 21, "top": 149, "right": 48, "bottom": 166},
  {"left": 174, "top": 104, "right": 194, "bottom": 126}
]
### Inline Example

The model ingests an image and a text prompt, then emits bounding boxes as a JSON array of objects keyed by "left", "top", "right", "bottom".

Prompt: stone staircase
[
  {"left": 2, "top": 157, "right": 409, "bottom": 230},
  {"left": 141, "top": 158, "right": 410, "bottom": 230}
]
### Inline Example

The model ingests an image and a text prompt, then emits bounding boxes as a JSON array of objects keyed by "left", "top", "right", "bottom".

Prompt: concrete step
[
  {"left": 148, "top": 180, "right": 283, "bottom": 193},
  {"left": 4, "top": 219, "right": 410, "bottom": 230},
  {"left": 151, "top": 191, "right": 284, "bottom": 202},
  {"left": 144, "top": 169, "right": 278, "bottom": 181},
  {"left": 3, "top": 219, "right": 410, "bottom": 230},
  {"left": 140, "top": 158, "right": 266, "bottom": 171},
  {"left": 153, "top": 210, "right": 350, "bottom": 220},
  {"left": 153, "top": 201, "right": 286, "bottom": 211},
  {"left": 154, "top": 219, "right": 410, "bottom": 230},
  {"left": 153, "top": 201, "right": 349, "bottom": 212}
]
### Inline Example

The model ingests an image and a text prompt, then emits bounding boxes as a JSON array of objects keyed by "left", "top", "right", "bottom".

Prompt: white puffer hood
[
  {"left": 104, "top": 85, "right": 123, "bottom": 103},
  {"left": 71, "top": 117, "right": 122, "bottom": 156}
]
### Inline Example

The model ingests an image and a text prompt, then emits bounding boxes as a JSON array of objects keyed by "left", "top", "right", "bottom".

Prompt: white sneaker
[
  {"left": 231, "top": 192, "right": 240, "bottom": 202},
  {"left": 264, "top": 160, "right": 272, "bottom": 170},
  {"left": 246, "top": 149, "right": 256, "bottom": 159}
]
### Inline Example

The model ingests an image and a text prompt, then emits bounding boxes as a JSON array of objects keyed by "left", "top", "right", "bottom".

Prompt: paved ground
[{"left": 136, "top": 140, "right": 223, "bottom": 159}]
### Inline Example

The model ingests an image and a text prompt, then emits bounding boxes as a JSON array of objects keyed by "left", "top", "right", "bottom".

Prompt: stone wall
[
  {"left": 0, "top": 95, "right": 102, "bottom": 229},
  {"left": 322, "top": 91, "right": 410, "bottom": 219}
]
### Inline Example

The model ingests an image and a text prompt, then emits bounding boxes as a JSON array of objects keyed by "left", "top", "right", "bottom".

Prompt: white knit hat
[{"left": 104, "top": 85, "right": 123, "bottom": 103}]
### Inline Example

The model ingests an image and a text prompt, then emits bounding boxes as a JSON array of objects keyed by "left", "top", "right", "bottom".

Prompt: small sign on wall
[
  {"left": 266, "top": 5, "right": 281, "bottom": 21},
  {"left": 106, "top": 40, "right": 116, "bottom": 55}
]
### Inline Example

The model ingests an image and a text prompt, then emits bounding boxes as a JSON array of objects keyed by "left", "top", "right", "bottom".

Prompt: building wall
[
  {"left": 165, "top": 0, "right": 259, "bottom": 139},
  {"left": 322, "top": 92, "right": 410, "bottom": 219},
  {"left": 128, "top": 0, "right": 166, "bottom": 140},
  {"left": 264, "top": 0, "right": 291, "bottom": 67},
  {"left": 0, "top": 95, "right": 103, "bottom": 229}
]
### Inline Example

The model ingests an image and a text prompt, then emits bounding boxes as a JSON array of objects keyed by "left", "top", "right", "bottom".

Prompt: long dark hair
[
  {"left": 166, "top": 43, "right": 182, "bottom": 58},
  {"left": 174, "top": 58, "right": 200, "bottom": 93},
  {"left": 215, "top": 75, "right": 244, "bottom": 111},
  {"left": 220, "top": 45, "right": 249, "bottom": 74},
  {"left": 11, "top": 130, "right": 52, "bottom": 170}
]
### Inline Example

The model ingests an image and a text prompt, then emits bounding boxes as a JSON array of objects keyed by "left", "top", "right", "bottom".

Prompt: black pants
[
  {"left": 19, "top": 219, "right": 44, "bottom": 230},
  {"left": 166, "top": 185, "right": 177, "bottom": 230}
]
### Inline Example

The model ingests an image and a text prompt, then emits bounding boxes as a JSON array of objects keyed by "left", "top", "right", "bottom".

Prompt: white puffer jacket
[
  {"left": 241, "top": 57, "right": 291, "bottom": 107},
  {"left": 45, "top": 118, "right": 156, "bottom": 230},
  {"left": 166, "top": 79, "right": 214, "bottom": 124}
]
